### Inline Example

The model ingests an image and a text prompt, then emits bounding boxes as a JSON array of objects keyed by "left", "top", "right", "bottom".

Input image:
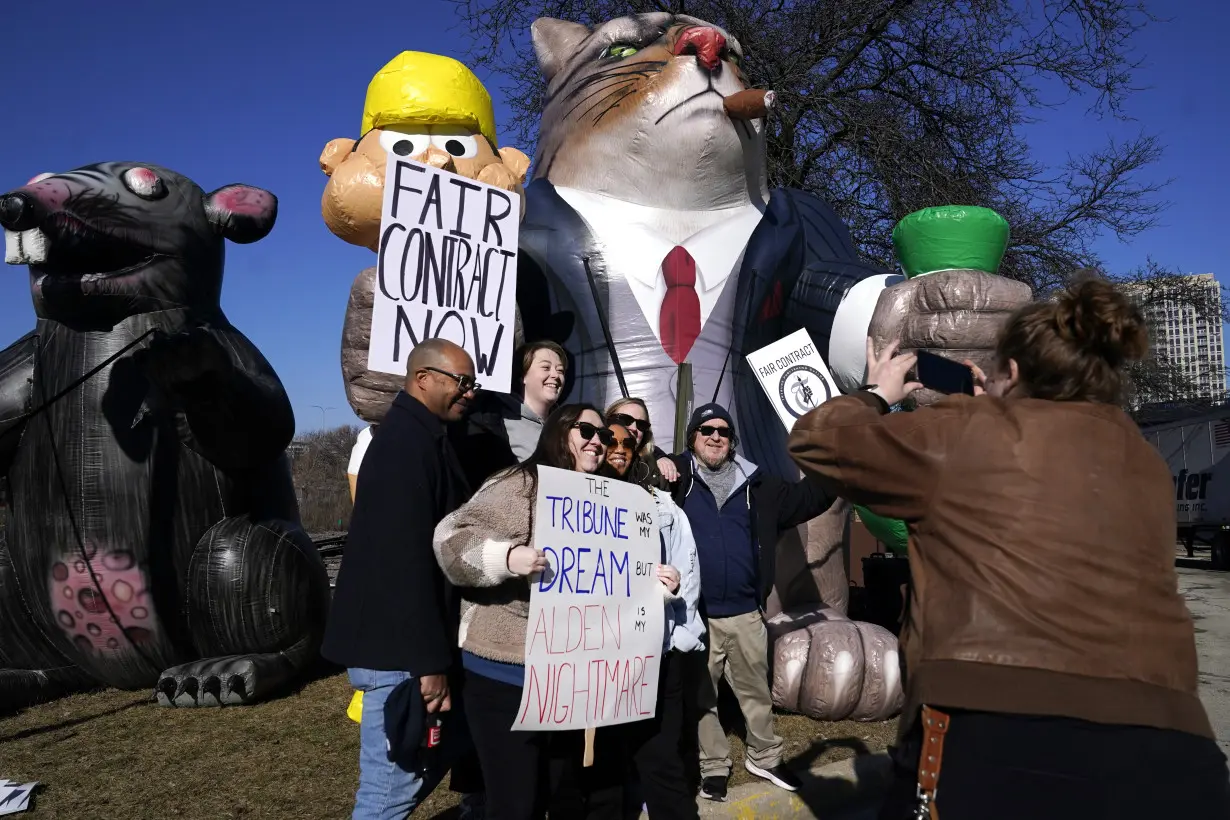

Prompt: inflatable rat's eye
[
  {"left": 122, "top": 167, "right": 166, "bottom": 199},
  {"left": 378, "top": 130, "right": 430, "bottom": 158},
  {"left": 430, "top": 132, "right": 479, "bottom": 159},
  {"left": 604, "top": 44, "right": 639, "bottom": 59}
]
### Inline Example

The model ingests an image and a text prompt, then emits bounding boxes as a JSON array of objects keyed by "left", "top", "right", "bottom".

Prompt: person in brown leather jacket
[{"left": 788, "top": 275, "right": 1230, "bottom": 819}]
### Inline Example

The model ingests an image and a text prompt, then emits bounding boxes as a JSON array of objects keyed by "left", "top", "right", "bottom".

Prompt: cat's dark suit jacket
[{"left": 516, "top": 179, "right": 888, "bottom": 480}]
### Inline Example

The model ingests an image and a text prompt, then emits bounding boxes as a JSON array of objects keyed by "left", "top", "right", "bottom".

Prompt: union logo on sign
[{"left": 778, "top": 365, "right": 831, "bottom": 419}]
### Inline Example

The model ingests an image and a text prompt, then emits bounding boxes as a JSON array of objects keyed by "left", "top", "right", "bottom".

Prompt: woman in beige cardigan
[{"left": 434, "top": 403, "right": 613, "bottom": 820}]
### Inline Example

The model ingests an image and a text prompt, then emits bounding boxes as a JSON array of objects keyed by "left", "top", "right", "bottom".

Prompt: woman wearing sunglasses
[
  {"left": 605, "top": 398, "right": 681, "bottom": 488},
  {"left": 434, "top": 403, "right": 616, "bottom": 819},
  {"left": 590, "top": 422, "right": 704, "bottom": 820}
]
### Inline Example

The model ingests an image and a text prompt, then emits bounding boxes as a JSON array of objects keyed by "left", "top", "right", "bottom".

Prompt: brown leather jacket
[{"left": 788, "top": 391, "right": 1213, "bottom": 740}]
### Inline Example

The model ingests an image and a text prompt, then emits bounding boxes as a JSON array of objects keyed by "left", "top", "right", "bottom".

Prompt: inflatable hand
[
  {"left": 139, "top": 328, "right": 232, "bottom": 391},
  {"left": 856, "top": 206, "right": 1034, "bottom": 552},
  {"left": 321, "top": 51, "right": 531, "bottom": 424},
  {"left": 868, "top": 206, "right": 1032, "bottom": 407}
]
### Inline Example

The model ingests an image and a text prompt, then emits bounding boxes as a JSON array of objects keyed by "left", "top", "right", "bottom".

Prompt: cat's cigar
[{"left": 724, "top": 89, "right": 776, "bottom": 120}]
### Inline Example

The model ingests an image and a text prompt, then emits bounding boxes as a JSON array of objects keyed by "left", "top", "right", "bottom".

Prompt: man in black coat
[{"left": 323, "top": 338, "right": 477, "bottom": 819}]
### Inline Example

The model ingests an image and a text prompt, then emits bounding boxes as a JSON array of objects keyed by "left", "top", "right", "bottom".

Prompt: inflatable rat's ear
[{"left": 205, "top": 184, "right": 278, "bottom": 244}]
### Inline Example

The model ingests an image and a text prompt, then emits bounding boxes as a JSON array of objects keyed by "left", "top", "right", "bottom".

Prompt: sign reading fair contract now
[
  {"left": 746, "top": 328, "right": 840, "bottom": 430},
  {"left": 515, "top": 466, "right": 664, "bottom": 731},
  {"left": 367, "top": 153, "right": 520, "bottom": 393}
]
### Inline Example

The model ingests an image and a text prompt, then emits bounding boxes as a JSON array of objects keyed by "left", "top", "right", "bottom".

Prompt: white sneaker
[{"left": 744, "top": 759, "right": 802, "bottom": 792}]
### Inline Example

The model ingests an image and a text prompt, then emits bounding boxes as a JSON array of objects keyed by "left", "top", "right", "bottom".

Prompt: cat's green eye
[
  {"left": 729, "top": 52, "right": 742, "bottom": 66},
  {"left": 604, "top": 44, "right": 639, "bottom": 59}
]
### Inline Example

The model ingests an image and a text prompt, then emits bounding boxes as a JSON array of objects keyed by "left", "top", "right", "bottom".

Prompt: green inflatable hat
[
  {"left": 892, "top": 205, "right": 1010, "bottom": 278},
  {"left": 855, "top": 505, "right": 909, "bottom": 556}
]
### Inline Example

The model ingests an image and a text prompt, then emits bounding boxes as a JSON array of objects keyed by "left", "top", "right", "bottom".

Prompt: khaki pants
[{"left": 696, "top": 610, "right": 783, "bottom": 777}]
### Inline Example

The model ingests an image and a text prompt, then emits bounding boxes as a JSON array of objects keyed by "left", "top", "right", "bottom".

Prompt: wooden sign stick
[{"left": 583, "top": 727, "right": 596, "bottom": 767}]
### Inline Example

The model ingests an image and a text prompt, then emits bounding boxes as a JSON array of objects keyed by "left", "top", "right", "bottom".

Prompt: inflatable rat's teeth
[
  {"left": 22, "top": 229, "right": 47, "bottom": 264},
  {"left": 4, "top": 229, "right": 48, "bottom": 265},
  {"left": 3, "top": 229, "right": 19, "bottom": 264}
]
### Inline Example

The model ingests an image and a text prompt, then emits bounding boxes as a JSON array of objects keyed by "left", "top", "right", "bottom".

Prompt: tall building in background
[{"left": 1135, "top": 272, "right": 1227, "bottom": 404}]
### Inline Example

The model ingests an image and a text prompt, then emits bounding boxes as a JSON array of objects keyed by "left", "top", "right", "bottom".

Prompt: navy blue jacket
[{"left": 669, "top": 452, "right": 833, "bottom": 614}]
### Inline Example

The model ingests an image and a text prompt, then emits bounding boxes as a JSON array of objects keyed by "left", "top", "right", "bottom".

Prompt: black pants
[
  {"left": 464, "top": 669, "right": 589, "bottom": 820},
  {"left": 586, "top": 651, "right": 699, "bottom": 820},
  {"left": 878, "top": 709, "right": 1230, "bottom": 820}
]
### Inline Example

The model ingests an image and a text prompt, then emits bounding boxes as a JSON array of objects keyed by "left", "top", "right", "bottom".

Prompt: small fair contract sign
[
  {"left": 515, "top": 466, "right": 665, "bottom": 731},
  {"left": 367, "top": 153, "right": 520, "bottom": 393},
  {"left": 745, "top": 328, "right": 840, "bottom": 430}
]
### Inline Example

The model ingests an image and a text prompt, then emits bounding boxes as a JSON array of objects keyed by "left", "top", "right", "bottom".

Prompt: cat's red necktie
[{"left": 659, "top": 246, "right": 702, "bottom": 364}]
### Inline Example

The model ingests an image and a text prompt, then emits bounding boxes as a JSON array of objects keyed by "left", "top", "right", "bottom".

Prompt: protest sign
[
  {"left": 0, "top": 780, "right": 37, "bottom": 816},
  {"left": 516, "top": 466, "right": 664, "bottom": 731},
  {"left": 745, "top": 328, "right": 839, "bottom": 430},
  {"left": 367, "top": 153, "right": 520, "bottom": 393}
]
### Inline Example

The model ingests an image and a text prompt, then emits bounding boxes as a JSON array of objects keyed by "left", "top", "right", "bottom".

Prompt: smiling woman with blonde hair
[{"left": 605, "top": 396, "right": 680, "bottom": 488}]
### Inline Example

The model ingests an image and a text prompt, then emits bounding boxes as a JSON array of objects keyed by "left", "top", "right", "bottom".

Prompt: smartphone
[{"left": 915, "top": 350, "right": 975, "bottom": 396}]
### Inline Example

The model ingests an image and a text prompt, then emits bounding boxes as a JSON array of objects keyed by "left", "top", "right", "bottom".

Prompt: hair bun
[{"left": 1054, "top": 272, "right": 1149, "bottom": 365}]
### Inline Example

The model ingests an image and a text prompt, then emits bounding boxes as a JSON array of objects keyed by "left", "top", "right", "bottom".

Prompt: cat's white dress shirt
[{"left": 553, "top": 186, "right": 764, "bottom": 341}]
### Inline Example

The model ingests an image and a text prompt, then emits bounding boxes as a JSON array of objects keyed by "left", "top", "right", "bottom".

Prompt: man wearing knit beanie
[{"left": 668, "top": 403, "right": 833, "bottom": 800}]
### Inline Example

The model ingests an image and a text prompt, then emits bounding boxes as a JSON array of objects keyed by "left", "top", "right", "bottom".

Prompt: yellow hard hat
[{"left": 361, "top": 51, "right": 498, "bottom": 147}]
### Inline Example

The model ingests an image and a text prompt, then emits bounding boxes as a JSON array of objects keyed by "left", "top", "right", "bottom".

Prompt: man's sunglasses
[
  {"left": 572, "top": 422, "right": 615, "bottom": 447},
  {"left": 696, "top": 425, "right": 732, "bottom": 439},
  {"left": 423, "top": 366, "right": 479, "bottom": 394},
  {"left": 608, "top": 413, "right": 652, "bottom": 434}
]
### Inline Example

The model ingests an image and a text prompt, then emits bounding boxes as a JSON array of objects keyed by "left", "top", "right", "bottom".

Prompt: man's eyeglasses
[
  {"left": 696, "top": 424, "right": 732, "bottom": 439},
  {"left": 423, "top": 366, "right": 479, "bottom": 394},
  {"left": 572, "top": 422, "right": 615, "bottom": 447},
  {"left": 608, "top": 412, "right": 652, "bottom": 434}
]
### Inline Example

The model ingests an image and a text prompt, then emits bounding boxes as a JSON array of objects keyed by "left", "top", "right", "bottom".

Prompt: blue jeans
[{"left": 348, "top": 668, "right": 471, "bottom": 820}]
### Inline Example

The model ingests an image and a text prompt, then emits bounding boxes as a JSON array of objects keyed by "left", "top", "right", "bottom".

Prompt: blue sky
[{"left": 0, "top": 0, "right": 1224, "bottom": 432}]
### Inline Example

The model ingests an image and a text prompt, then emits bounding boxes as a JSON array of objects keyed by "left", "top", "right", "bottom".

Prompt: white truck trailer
[{"left": 1140, "top": 407, "right": 1230, "bottom": 569}]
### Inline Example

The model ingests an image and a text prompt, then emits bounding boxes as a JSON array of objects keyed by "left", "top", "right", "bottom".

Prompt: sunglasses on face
[
  {"left": 609, "top": 434, "right": 637, "bottom": 450},
  {"left": 697, "top": 425, "right": 732, "bottom": 439},
  {"left": 423, "top": 366, "right": 479, "bottom": 394},
  {"left": 608, "top": 413, "right": 651, "bottom": 434},
  {"left": 572, "top": 422, "right": 615, "bottom": 447}
]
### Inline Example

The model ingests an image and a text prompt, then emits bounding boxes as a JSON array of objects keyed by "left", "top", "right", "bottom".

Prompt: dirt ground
[{"left": 0, "top": 668, "right": 897, "bottom": 819}]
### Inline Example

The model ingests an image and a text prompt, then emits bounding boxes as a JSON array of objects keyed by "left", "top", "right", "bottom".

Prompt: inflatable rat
[{"left": 0, "top": 162, "right": 329, "bottom": 711}]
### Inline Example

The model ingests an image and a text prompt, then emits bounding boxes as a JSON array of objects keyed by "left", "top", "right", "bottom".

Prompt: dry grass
[{"left": 0, "top": 669, "right": 896, "bottom": 819}]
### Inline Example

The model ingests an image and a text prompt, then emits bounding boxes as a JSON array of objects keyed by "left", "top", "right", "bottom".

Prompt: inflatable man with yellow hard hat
[
  {"left": 320, "top": 51, "right": 531, "bottom": 430},
  {"left": 321, "top": 52, "right": 523, "bottom": 817}
]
